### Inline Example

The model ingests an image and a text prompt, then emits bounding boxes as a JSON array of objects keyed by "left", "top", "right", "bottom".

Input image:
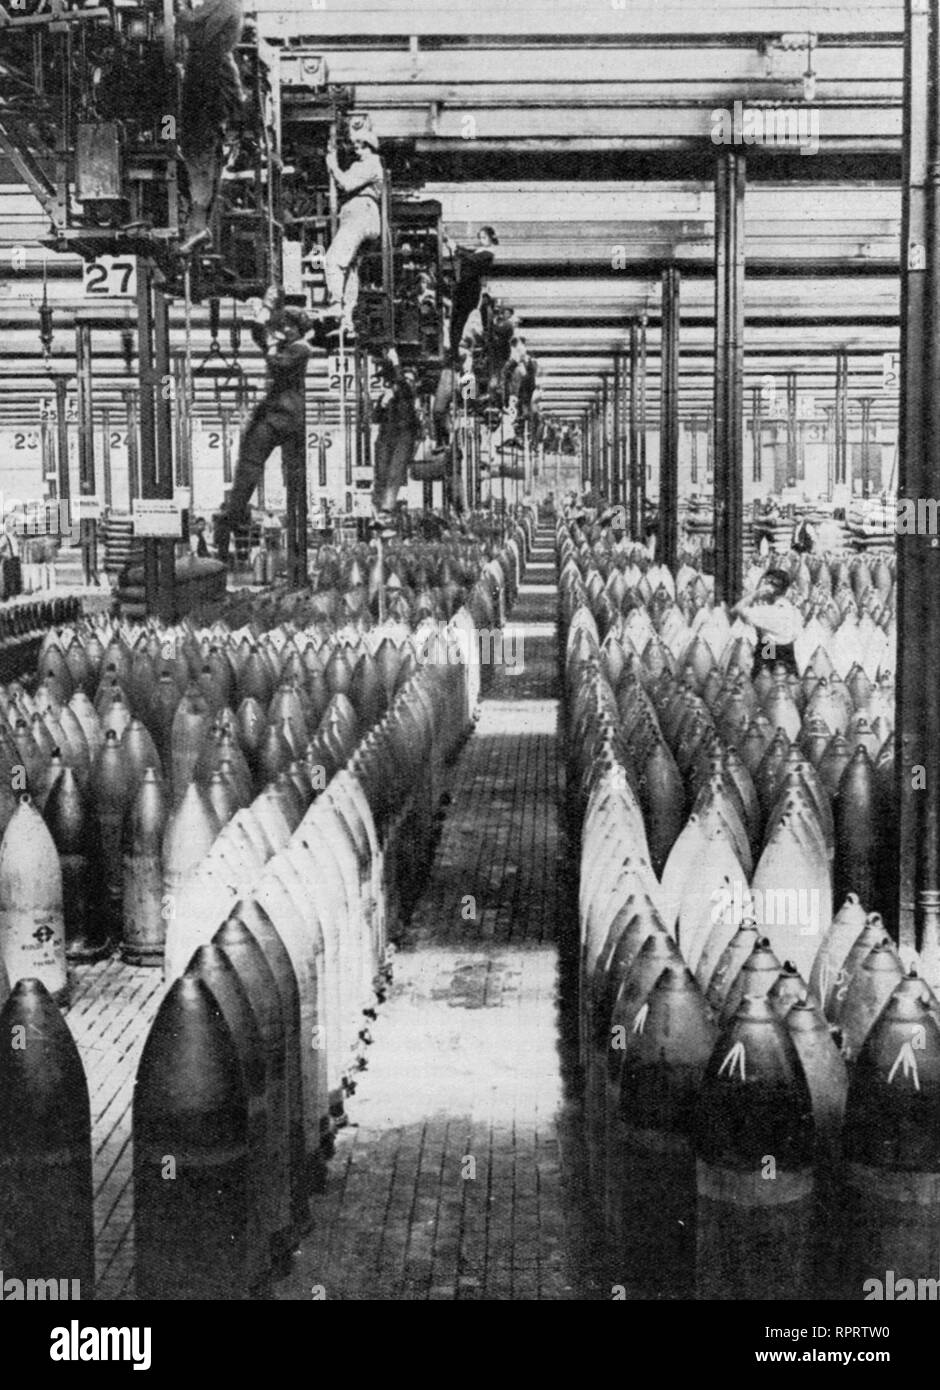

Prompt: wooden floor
[{"left": 66, "top": 525, "right": 607, "bottom": 1300}]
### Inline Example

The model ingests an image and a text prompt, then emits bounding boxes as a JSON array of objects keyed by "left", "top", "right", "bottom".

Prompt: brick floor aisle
[
  {"left": 74, "top": 525, "right": 606, "bottom": 1301},
  {"left": 279, "top": 528, "right": 608, "bottom": 1301}
]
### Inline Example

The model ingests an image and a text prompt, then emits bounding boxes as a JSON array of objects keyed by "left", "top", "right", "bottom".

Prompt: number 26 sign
[{"left": 83, "top": 256, "right": 137, "bottom": 299}]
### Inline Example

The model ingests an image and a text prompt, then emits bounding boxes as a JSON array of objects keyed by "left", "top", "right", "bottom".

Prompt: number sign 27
[{"left": 83, "top": 257, "right": 137, "bottom": 298}]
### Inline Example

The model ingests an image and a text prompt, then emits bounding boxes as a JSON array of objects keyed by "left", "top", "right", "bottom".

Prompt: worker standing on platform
[
  {"left": 447, "top": 226, "right": 498, "bottom": 352},
  {"left": 372, "top": 350, "right": 421, "bottom": 522},
  {"left": 502, "top": 336, "right": 539, "bottom": 447},
  {"left": 432, "top": 228, "right": 499, "bottom": 445},
  {"left": 213, "top": 292, "right": 315, "bottom": 560},
  {"left": 322, "top": 117, "right": 384, "bottom": 337},
  {"left": 177, "top": 0, "right": 246, "bottom": 255},
  {"left": 730, "top": 567, "right": 803, "bottom": 677},
  {"left": 189, "top": 517, "right": 210, "bottom": 558},
  {"left": 791, "top": 513, "right": 817, "bottom": 553}
]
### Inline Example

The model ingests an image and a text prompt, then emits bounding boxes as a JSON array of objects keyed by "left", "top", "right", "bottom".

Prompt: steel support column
[
  {"left": 611, "top": 358, "right": 620, "bottom": 505},
  {"left": 859, "top": 396, "right": 874, "bottom": 497},
  {"left": 584, "top": 406, "right": 591, "bottom": 492},
  {"left": 898, "top": 0, "right": 939, "bottom": 962},
  {"left": 620, "top": 353, "right": 629, "bottom": 505},
  {"left": 221, "top": 409, "right": 234, "bottom": 487},
  {"left": 660, "top": 265, "right": 680, "bottom": 573},
  {"left": 584, "top": 405, "right": 592, "bottom": 492},
  {"left": 628, "top": 321, "right": 640, "bottom": 535},
  {"left": 284, "top": 422, "right": 308, "bottom": 587},
  {"left": 601, "top": 374, "right": 610, "bottom": 498},
  {"left": 282, "top": 351, "right": 311, "bottom": 590},
  {"left": 713, "top": 153, "right": 728, "bottom": 572},
  {"left": 316, "top": 403, "right": 327, "bottom": 491},
  {"left": 598, "top": 399, "right": 604, "bottom": 496},
  {"left": 153, "top": 284, "right": 178, "bottom": 617},
  {"left": 174, "top": 357, "right": 192, "bottom": 491},
  {"left": 54, "top": 377, "right": 70, "bottom": 509},
  {"left": 39, "top": 399, "right": 55, "bottom": 503},
  {"left": 137, "top": 263, "right": 159, "bottom": 614},
  {"left": 637, "top": 315, "right": 648, "bottom": 530},
  {"left": 124, "top": 390, "right": 140, "bottom": 502},
  {"left": 136, "top": 264, "right": 176, "bottom": 622},
  {"left": 101, "top": 408, "right": 113, "bottom": 511},
  {"left": 786, "top": 371, "right": 799, "bottom": 483},
  {"left": 74, "top": 322, "right": 98, "bottom": 584},
  {"left": 713, "top": 150, "right": 745, "bottom": 602},
  {"left": 835, "top": 350, "right": 849, "bottom": 486},
  {"left": 823, "top": 404, "right": 836, "bottom": 498},
  {"left": 751, "top": 387, "right": 763, "bottom": 483}
]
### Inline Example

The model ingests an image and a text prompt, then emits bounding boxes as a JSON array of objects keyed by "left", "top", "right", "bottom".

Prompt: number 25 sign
[{"left": 83, "top": 256, "right": 137, "bottom": 299}]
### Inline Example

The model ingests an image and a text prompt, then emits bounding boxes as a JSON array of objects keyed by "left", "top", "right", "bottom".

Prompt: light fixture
[
  {"left": 802, "top": 32, "right": 818, "bottom": 102},
  {"left": 38, "top": 258, "right": 53, "bottom": 360}
]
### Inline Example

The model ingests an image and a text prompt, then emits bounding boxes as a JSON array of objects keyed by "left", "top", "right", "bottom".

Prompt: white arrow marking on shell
[
  {"left": 718, "top": 1040, "right": 747, "bottom": 1082},
  {"left": 887, "top": 1041, "right": 921, "bottom": 1092},
  {"left": 632, "top": 1002, "right": 649, "bottom": 1035}
]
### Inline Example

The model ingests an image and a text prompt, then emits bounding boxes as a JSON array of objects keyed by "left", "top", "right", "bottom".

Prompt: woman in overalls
[{"left": 322, "top": 120, "right": 384, "bottom": 337}]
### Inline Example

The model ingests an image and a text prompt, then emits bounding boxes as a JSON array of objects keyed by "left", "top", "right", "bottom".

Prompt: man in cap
[
  {"left": 322, "top": 117, "right": 384, "bottom": 335},
  {"left": 213, "top": 294, "right": 319, "bottom": 560},
  {"left": 730, "top": 567, "right": 803, "bottom": 676}
]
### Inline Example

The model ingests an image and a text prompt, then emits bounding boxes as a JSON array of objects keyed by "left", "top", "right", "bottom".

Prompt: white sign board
[
  {"left": 351, "top": 486, "right": 373, "bottom": 517},
  {"left": 73, "top": 496, "right": 102, "bottom": 520},
  {"left": 83, "top": 256, "right": 137, "bottom": 299},
  {"left": 133, "top": 499, "right": 181, "bottom": 537},
  {"left": 328, "top": 353, "right": 354, "bottom": 396}
]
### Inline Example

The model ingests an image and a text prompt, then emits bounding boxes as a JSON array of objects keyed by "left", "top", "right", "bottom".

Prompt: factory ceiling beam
[
  {"left": 275, "top": 40, "right": 899, "bottom": 88},
  {"left": 256, "top": 1, "right": 902, "bottom": 39},
  {"left": 285, "top": 107, "right": 900, "bottom": 149}
]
